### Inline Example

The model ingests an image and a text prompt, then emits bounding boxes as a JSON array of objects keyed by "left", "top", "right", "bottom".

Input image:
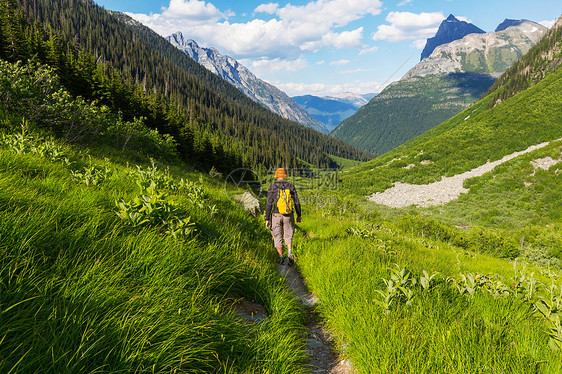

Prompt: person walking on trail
[{"left": 265, "top": 168, "right": 302, "bottom": 266}]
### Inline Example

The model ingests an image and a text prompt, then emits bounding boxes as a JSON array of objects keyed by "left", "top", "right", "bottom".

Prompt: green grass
[
  {"left": 294, "top": 211, "right": 562, "bottom": 373},
  {"left": 328, "top": 154, "right": 364, "bottom": 170},
  {"left": 0, "top": 136, "right": 306, "bottom": 373},
  {"left": 344, "top": 66, "right": 562, "bottom": 195}
]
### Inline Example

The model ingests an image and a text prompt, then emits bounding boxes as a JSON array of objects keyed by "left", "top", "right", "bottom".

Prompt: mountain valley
[
  {"left": 1, "top": 1, "right": 562, "bottom": 373},
  {"left": 332, "top": 17, "right": 547, "bottom": 155}
]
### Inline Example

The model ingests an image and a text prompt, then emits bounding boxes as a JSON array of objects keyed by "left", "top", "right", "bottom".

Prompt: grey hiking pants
[{"left": 271, "top": 213, "right": 295, "bottom": 248}]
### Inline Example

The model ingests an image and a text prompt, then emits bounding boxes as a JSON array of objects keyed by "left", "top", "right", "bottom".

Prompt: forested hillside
[
  {"left": 333, "top": 20, "right": 546, "bottom": 155},
  {"left": 331, "top": 73, "right": 495, "bottom": 154},
  {"left": 343, "top": 16, "right": 562, "bottom": 196},
  {"left": 2, "top": 0, "right": 371, "bottom": 171}
]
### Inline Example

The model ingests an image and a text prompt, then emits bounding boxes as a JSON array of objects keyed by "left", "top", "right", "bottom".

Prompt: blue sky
[{"left": 94, "top": 0, "right": 562, "bottom": 97}]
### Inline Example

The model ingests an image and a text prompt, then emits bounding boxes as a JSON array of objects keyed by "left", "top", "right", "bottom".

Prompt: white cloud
[
  {"left": 397, "top": 0, "right": 413, "bottom": 6},
  {"left": 241, "top": 57, "right": 308, "bottom": 75},
  {"left": 539, "top": 19, "right": 556, "bottom": 28},
  {"left": 411, "top": 39, "right": 426, "bottom": 49},
  {"left": 254, "top": 3, "right": 278, "bottom": 14},
  {"left": 372, "top": 11, "right": 444, "bottom": 42},
  {"left": 274, "top": 79, "right": 389, "bottom": 97},
  {"left": 127, "top": 0, "right": 383, "bottom": 59},
  {"left": 276, "top": 0, "right": 382, "bottom": 28},
  {"left": 330, "top": 59, "right": 351, "bottom": 66},
  {"left": 316, "top": 60, "right": 326, "bottom": 65},
  {"left": 359, "top": 45, "right": 379, "bottom": 55},
  {"left": 162, "top": 0, "right": 222, "bottom": 20}
]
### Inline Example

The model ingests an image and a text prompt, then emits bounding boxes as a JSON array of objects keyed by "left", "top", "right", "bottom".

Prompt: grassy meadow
[
  {"left": 0, "top": 127, "right": 307, "bottom": 373},
  {"left": 293, "top": 200, "right": 562, "bottom": 373}
]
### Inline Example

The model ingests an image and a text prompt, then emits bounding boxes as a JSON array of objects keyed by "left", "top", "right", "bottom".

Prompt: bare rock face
[
  {"left": 167, "top": 32, "right": 328, "bottom": 134},
  {"left": 420, "top": 14, "right": 485, "bottom": 61},
  {"left": 233, "top": 192, "right": 261, "bottom": 217},
  {"left": 405, "top": 21, "right": 547, "bottom": 79}
]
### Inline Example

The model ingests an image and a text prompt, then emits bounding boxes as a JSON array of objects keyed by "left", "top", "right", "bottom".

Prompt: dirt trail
[
  {"left": 277, "top": 263, "right": 353, "bottom": 374},
  {"left": 369, "top": 139, "right": 562, "bottom": 208}
]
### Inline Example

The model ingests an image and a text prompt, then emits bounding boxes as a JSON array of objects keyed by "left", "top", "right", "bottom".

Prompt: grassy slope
[
  {"left": 295, "top": 26, "right": 562, "bottom": 372},
  {"left": 344, "top": 65, "right": 562, "bottom": 195},
  {"left": 332, "top": 73, "right": 495, "bottom": 155},
  {"left": 294, "top": 203, "right": 562, "bottom": 373},
  {"left": 0, "top": 134, "right": 306, "bottom": 373}
]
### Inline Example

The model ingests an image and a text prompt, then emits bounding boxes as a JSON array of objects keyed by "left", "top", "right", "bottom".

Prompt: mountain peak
[
  {"left": 495, "top": 19, "right": 527, "bottom": 32},
  {"left": 166, "top": 35, "right": 328, "bottom": 133},
  {"left": 420, "top": 15, "right": 485, "bottom": 61}
]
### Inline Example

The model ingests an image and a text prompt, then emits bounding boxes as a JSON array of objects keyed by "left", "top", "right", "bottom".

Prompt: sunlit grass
[
  {"left": 295, "top": 205, "right": 562, "bottom": 373},
  {"left": 0, "top": 141, "right": 306, "bottom": 373}
]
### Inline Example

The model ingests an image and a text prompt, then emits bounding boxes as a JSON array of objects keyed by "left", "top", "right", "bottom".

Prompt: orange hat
[{"left": 274, "top": 168, "right": 287, "bottom": 178}]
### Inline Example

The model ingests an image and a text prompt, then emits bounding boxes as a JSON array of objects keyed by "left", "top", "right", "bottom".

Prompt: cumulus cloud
[
  {"left": 275, "top": 80, "right": 389, "bottom": 96},
  {"left": 254, "top": 3, "right": 278, "bottom": 14},
  {"left": 372, "top": 11, "right": 444, "bottom": 42},
  {"left": 162, "top": 0, "right": 222, "bottom": 19},
  {"left": 127, "top": 0, "right": 383, "bottom": 60},
  {"left": 241, "top": 57, "right": 308, "bottom": 75}
]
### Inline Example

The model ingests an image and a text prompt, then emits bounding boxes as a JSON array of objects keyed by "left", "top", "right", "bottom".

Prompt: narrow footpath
[{"left": 276, "top": 263, "right": 353, "bottom": 374}]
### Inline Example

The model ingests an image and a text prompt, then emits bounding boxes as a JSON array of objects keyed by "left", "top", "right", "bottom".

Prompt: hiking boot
[
  {"left": 287, "top": 253, "right": 295, "bottom": 266},
  {"left": 278, "top": 256, "right": 285, "bottom": 265}
]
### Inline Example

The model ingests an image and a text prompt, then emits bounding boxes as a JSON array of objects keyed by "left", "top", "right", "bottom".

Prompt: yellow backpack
[{"left": 276, "top": 188, "right": 293, "bottom": 214}]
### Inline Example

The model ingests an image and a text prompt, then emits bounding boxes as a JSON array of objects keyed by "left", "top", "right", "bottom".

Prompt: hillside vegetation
[
  {"left": 332, "top": 73, "right": 494, "bottom": 155},
  {"left": 4, "top": 0, "right": 371, "bottom": 172},
  {"left": 0, "top": 56, "right": 307, "bottom": 372},
  {"left": 344, "top": 39, "right": 562, "bottom": 196}
]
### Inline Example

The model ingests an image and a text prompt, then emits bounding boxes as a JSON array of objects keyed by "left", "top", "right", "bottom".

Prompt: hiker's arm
[
  {"left": 292, "top": 185, "right": 302, "bottom": 219},
  {"left": 264, "top": 184, "right": 275, "bottom": 222}
]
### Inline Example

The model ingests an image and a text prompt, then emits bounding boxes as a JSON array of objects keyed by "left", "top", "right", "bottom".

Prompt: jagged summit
[
  {"left": 495, "top": 19, "right": 527, "bottom": 32},
  {"left": 405, "top": 20, "right": 547, "bottom": 79},
  {"left": 167, "top": 32, "right": 328, "bottom": 133},
  {"left": 420, "top": 14, "right": 485, "bottom": 61}
]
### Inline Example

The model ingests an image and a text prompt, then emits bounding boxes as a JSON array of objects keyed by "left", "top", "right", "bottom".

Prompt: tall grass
[
  {"left": 295, "top": 213, "right": 562, "bottom": 373},
  {"left": 0, "top": 141, "right": 306, "bottom": 373}
]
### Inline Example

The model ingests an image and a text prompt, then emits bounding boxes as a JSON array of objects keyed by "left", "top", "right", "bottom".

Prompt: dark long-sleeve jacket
[{"left": 264, "top": 180, "right": 301, "bottom": 220}]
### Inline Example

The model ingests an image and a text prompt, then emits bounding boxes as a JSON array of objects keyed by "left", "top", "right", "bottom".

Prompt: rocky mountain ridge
[
  {"left": 420, "top": 14, "right": 485, "bottom": 61},
  {"left": 332, "top": 19, "right": 548, "bottom": 155},
  {"left": 405, "top": 20, "right": 547, "bottom": 79},
  {"left": 167, "top": 32, "right": 328, "bottom": 134}
]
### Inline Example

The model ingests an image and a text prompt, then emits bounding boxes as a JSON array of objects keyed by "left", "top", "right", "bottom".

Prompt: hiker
[{"left": 265, "top": 168, "right": 302, "bottom": 266}]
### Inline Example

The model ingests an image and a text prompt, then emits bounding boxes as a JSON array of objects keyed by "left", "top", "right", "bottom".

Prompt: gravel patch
[{"left": 369, "top": 139, "right": 561, "bottom": 208}]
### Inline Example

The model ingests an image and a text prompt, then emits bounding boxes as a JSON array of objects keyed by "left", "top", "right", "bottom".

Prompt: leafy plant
[
  {"left": 419, "top": 270, "right": 439, "bottom": 291},
  {"left": 71, "top": 163, "right": 112, "bottom": 186}
]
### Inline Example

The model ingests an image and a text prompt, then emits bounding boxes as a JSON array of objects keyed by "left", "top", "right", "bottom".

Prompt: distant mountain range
[
  {"left": 292, "top": 93, "right": 376, "bottom": 132},
  {"left": 167, "top": 32, "right": 328, "bottom": 134},
  {"left": 332, "top": 17, "right": 547, "bottom": 155}
]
